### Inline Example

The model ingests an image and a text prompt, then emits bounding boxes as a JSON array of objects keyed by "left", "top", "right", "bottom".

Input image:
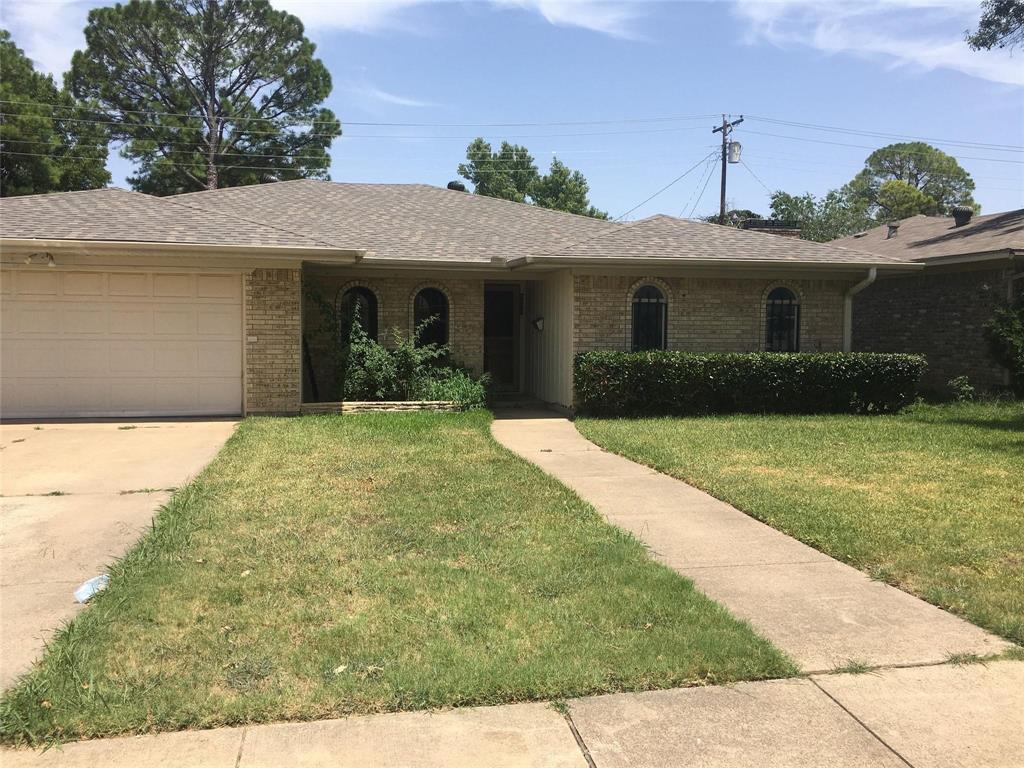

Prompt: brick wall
[
  {"left": 302, "top": 271, "right": 485, "bottom": 401},
  {"left": 853, "top": 265, "right": 1014, "bottom": 393},
  {"left": 245, "top": 268, "right": 301, "bottom": 413},
  {"left": 573, "top": 275, "right": 849, "bottom": 354}
]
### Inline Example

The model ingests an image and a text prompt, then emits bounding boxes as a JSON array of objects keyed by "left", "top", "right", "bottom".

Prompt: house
[
  {"left": 834, "top": 208, "right": 1023, "bottom": 393},
  {"left": 0, "top": 180, "right": 915, "bottom": 418}
]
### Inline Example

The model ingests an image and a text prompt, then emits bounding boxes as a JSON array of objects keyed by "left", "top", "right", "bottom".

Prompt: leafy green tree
[
  {"left": 846, "top": 142, "right": 978, "bottom": 217},
  {"left": 702, "top": 208, "right": 761, "bottom": 227},
  {"left": 69, "top": 0, "right": 340, "bottom": 195},
  {"left": 874, "top": 179, "right": 939, "bottom": 219},
  {"left": 967, "top": 0, "right": 1024, "bottom": 50},
  {"left": 984, "top": 297, "right": 1024, "bottom": 396},
  {"left": 458, "top": 140, "right": 607, "bottom": 217},
  {"left": 769, "top": 190, "right": 872, "bottom": 243},
  {"left": 457, "top": 138, "right": 538, "bottom": 202},
  {"left": 531, "top": 157, "right": 608, "bottom": 219},
  {"left": 0, "top": 30, "right": 109, "bottom": 197}
]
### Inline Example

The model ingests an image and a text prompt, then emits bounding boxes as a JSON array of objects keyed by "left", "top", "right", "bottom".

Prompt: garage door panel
[
  {"left": 198, "top": 342, "right": 242, "bottom": 374},
  {"left": 109, "top": 306, "right": 154, "bottom": 335},
  {"left": 11, "top": 303, "right": 62, "bottom": 334},
  {"left": 63, "top": 341, "right": 110, "bottom": 374},
  {"left": 63, "top": 304, "right": 109, "bottom": 335},
  {"left": 62, "top": 272, "right": 105, "bottom": 296},
  {"left": 154, "top": 307, "right": 196, "bottom": 335},
  {"left": 2, "top": 270, "right": 241, "bottom": 418},
  {"left": 108, "top": 273, "right": 150, "bottom": 296}
]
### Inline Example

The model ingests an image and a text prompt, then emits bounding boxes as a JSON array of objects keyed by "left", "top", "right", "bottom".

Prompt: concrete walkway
[
  {"left": 490, "top": 410, "right": 1010, "bottom": 673},
  {"left": 0, "top": 419, "right": 237, "bottom": 688},
  {"left": 3, "top": 660, "right": 1022, "bottom": 766}
]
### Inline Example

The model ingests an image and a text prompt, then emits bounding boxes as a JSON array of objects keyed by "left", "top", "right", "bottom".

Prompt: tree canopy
[
  {"left": 967, "top": 0, "right": 1024, "bottom": 50},
  {"left": 769, "top": 190, "right": 873, "bottom": 243},
  {"left": 69, "top": 0, "right": 340, "bottom": 195},
  {"left": 457, "top": 138, "right": 607, "bottom": 218},
  {"left": 846, "top": 142, "right": 978, "bottom": 217},
  {"left": 0, "top": 30, "right": 109, "bottom": 197}
]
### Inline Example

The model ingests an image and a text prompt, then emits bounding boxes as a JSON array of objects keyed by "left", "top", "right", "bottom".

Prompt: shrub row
[{"left": 574, "top": 351, "right": 927, "bottom": 416}]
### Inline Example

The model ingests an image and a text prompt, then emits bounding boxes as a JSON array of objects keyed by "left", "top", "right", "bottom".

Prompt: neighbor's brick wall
[
  {"left": 302, "top": 271, "right": 485, "bottom": 401},
  {"left": 245, "top": 268, "right": 301, "bottom": 414},
  {"left": 573, "top": 275, "right": 849, "bottom": 353},
  {"left": 853, "top": 266, "right": 1015, "bottom": 393}
]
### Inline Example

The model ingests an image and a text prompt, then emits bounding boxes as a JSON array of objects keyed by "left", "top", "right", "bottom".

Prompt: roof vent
[
  {"left": 447, "top": 180, "right": 467, "bottom": 192},
  {"left": 952, "top": 205, "right": 973, "bottom": 227},
  {"left": 886, "top": 221, "right": 900, "bottom": 239}
]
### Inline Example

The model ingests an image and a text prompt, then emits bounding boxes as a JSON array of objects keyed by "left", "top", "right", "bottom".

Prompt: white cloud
[
  {"left": 0, "top": 0, "right": 644, "bottom": 80},
  {"left": 732, "top": 0, "right": 1024, "bottom": 87},
  {"left": 344, "top": 81, "right": 436, "bottom": 108}
]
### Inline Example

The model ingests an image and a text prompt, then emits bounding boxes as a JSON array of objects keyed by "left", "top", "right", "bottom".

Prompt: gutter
[
  {"left": 0, "top": 237, "right": 366, "bottom": 263},
  {"left": 843, "top": 267, "right": 877, "bottom": 352},
  {"left": 507, "top": 255, "right": 920, "bottom": 273}
]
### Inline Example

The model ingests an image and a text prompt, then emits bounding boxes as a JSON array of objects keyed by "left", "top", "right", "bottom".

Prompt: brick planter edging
[{"left": 300, "top": 401, "right": 461, "bottom": 414}]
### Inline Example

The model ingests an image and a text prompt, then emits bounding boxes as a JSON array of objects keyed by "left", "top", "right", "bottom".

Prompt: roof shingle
[{"left": 831, "top": 210, "right": 1024, "bottom": 262}]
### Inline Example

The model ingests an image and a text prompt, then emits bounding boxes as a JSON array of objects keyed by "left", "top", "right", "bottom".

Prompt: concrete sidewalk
[
  {"left": 3, "top": 661, "right": 1022, "bottom": 767},
  {"left": 490, "top": 410, "right": 1010, "bottom": 672}
]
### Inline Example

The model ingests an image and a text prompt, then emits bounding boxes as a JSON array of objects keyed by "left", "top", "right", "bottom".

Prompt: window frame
[
  {"left": 764, "top": 286, "right": 801, "bottom": 352},
  {"left": 412, "top": 286, "right": 450, "bottom": 347},
  {"left": 630, "top": 282, "right": 669, "bottom": 352},
  {"left": 337, "top": 285, "right": 379, "bottom": 342}
]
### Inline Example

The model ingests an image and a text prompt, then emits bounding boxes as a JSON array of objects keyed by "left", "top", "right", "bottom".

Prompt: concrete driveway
[{"left": 0, "top": 419, "right": 237, "bottom": 689}]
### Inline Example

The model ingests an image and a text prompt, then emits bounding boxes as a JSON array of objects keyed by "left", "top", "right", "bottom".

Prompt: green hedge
[{"left": 574, "top": 351, "right": 927, "bottom": 416}]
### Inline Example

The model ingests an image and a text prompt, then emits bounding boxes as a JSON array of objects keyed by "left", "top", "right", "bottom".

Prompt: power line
[
  {"left": 614, "top": 151, "right": 718, "bottom": 221},
  {"left": 0, "top": 99, "right": 718, "bottom": 127},
  {"left": 742, "top": 129, "right": 1024, "bottom": 165},
  {"left": 745, "top": 115, "right": 1024, "bottom": 153},
  {"left": 679, "top": 154, "right": 717, "bottom": 218},
  {"left": 687, "top": 156, "right": 718, "bottom": 219},
  {"left": 740, "top": 159, "right": 774, "bottom": 195}
]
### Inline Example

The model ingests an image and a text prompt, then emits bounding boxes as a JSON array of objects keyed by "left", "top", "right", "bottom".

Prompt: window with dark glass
[
  {"left": 339, "top": 286, "right": 378, "bottom": 341},
  {"left": 765, "top": 287, "right": 800, "bottom": 352},
  {"left": 413, "top": 288, "right": 449, "bottom": 346},
  {"left": 631, "top": 284, "right": 667, "bottom": 351}
]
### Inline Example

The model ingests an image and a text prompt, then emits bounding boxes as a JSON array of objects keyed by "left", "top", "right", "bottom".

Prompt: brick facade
[
  {"left": 573, "top": 275, "right": 849, "bottom": 354},
  {"left": 853, "top": 265, "right": 1015, "bottom": 393},
  {"left": 245, "top": 268, "right": 301, "bottom": 413},
  {"left": 302, "top": 271, "right": 485, "bottom": 401}
]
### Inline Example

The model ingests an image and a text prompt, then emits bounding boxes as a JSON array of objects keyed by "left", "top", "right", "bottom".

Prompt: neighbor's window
[
  {"left": 413, "top": 287, "right": 449, "bottom": 346},
  {"left": 339, "top": 286, "right": 378, "bottom": 341},
  {"left": 765, "top": 287, "right": 800, "bottom": 352},
  {"left": 631, "top": 284, "right": 668, "bottom": 351}
]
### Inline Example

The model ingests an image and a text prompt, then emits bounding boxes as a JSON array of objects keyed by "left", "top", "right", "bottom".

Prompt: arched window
[
  {"left": 413, "top": 287, "right": 449, "bottom": 346},
  {"left": 765, "top": 287, "right": 800, "bottom": 352},
  {"left": 339, "top": 286, "right": 378, "bottom": 341},
  {"left": 631, "top": 284, "right": 667, "bottom": 351}
]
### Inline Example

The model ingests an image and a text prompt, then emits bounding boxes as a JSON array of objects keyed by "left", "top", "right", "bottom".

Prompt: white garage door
[{"left": 1, "top": 270, "right": 242, "bottom": 418}]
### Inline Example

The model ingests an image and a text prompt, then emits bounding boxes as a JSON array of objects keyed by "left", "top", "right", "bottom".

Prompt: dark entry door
[{"left": 484, "top": 286, "right": 520, "bottom": 391}]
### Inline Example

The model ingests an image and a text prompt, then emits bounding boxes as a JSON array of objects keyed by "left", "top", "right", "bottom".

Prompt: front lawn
[
  {"left": 1, "top": 412, "right": 792, "bottom": 745},
  {"left": 578, "top": 401, "right": 1024, "bottom": 645}
]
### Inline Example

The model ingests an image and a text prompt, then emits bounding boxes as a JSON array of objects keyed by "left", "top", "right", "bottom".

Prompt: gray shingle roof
[
  {"left": 171, "top": 179, "right": 619, "bottom": 263},
  {"left": 527, "top": 213, "right": 906, "bottom": 266},
  {"left": 831, "top": 210, "right": 1024, "bottom": 262},
  {"left": 0, "top": 187, "right": 334, "bottom": 248}
]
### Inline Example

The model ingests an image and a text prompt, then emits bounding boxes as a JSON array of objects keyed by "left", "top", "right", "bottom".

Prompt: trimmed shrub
[
  {"left": 574, "top": 351, "right": 927, "bottom": 416},
  {"left": 983, "top": 297, "right": 1024, "bottom": 397}
]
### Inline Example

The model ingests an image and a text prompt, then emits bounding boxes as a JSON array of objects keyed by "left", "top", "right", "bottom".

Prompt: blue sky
[{"left": 3, "top": 0, "right": 1022, "bottom": 219}]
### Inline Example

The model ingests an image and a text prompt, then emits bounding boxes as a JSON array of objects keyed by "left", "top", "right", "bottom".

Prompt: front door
[{"left": 483, "top": 285, "right": 520, "bottom": 392}]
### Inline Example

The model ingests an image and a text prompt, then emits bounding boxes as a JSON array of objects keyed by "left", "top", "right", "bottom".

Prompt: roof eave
[
  {"left": 0, "top": 237, "right": 365, "bottom": 263},
  {"left": 507, "top": 255, "right": 922, "bottom": 272},
  {"left": 911, "top": 248, "right": 1021, "bottom": 267}
]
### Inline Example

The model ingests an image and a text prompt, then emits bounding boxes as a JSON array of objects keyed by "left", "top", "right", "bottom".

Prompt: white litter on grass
[{"left": 74, "top": 574, "right": 109, "bottom": 603}]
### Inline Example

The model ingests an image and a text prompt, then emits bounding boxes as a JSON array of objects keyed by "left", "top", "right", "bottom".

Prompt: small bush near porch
[
  {"left": 578, "top": 401, "right": 1024, "bottom": 644},
  {"left": 0, "top": 412, "right": 792, "bottom": 745}
]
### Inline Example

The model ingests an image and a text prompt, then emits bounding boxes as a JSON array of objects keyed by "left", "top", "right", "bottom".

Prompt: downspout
[{"left": 843, "top": 268, "right": 877, "bottom": 353}]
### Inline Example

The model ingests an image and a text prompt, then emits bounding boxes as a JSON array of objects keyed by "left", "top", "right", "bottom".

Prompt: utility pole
[{"left": 712, "top": 114, "right": 743, "bottom": 224}]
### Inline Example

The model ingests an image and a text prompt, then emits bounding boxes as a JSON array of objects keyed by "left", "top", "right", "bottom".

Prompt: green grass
[
  {"left": 578, "top": 401, "right": 1024, "bottom": 645},
  {"left": 0, "top": 411, "right": 793, "bottom": 745}
]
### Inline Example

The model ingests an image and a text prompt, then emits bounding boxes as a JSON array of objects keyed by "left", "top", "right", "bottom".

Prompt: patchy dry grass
[
  {"left": 578, "top": 401, "right": 1024, "bottom": 645},
  {"left": 0, "top": 412, "right": 793, "bottom": 745}
]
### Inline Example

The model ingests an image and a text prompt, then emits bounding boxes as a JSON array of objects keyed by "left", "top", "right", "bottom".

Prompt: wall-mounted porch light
[
  {"left": 531, "top": 316, "right": 544, "bottom": 331},
  {"left": 24, "top": 252, "right": 56, "bottom": 267}
]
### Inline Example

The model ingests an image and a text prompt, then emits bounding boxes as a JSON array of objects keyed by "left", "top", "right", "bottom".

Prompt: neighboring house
[
  {"left": 834, "top": 209, "right": 1024, "bottom": 393},
  {"left": 0, "top": 180, "right": 913, "bottom": 418}
]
